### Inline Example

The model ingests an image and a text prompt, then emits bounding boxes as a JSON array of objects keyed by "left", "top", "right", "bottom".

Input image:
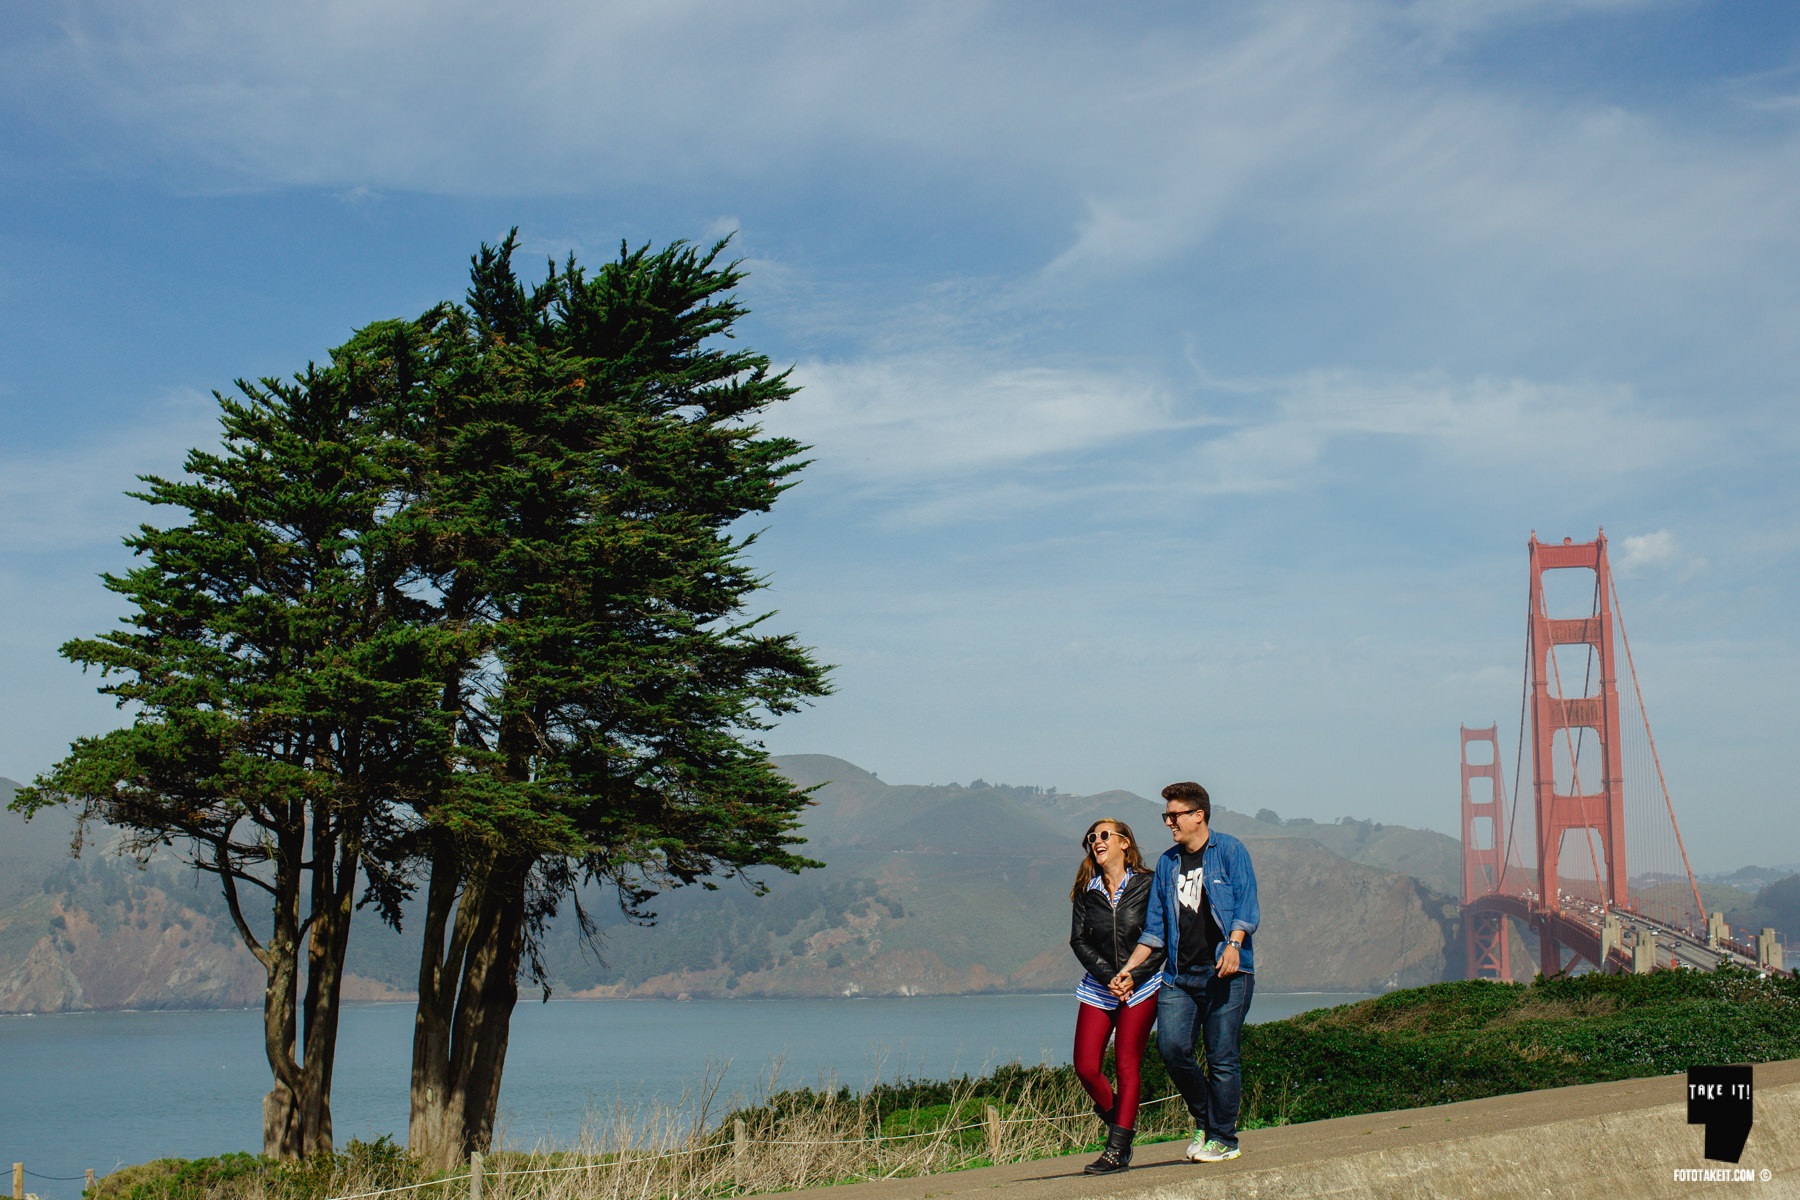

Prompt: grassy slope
[
  {"left": 1242, "top": 965, "right": 1800, "bottom": 1125},
  {"left": 773, "top": 963, "right": 1800, "bottom": 1132}
]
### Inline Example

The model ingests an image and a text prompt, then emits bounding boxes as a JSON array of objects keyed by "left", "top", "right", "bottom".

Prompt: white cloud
[
  {"left": 1617, "top": 529, "right": 1681, "bottom": 575},
  {"left": 1186, "top": 370, "right": 1705, "bottom": 495},
  {"left": 766, "top": 351, "right": 1710, "bottom": 521},
  {"left": 14, "top": 0, "right": 1800, "bottom": 393},
  {"left": 775, "top": 356, "right": 1187, "bottom": 483}
]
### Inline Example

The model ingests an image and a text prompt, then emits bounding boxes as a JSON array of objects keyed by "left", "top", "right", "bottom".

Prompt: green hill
[{"left": 1, "top": 757, "right": 1478, "bottom": 1009}]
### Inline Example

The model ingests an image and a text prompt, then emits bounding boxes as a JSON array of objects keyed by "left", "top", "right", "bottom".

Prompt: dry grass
[
  {"left": 94, "top": 1055, "right": 1203, "bottom": 1200},
  {"left": 135, "top": 1068, "right": 1197, "bottom": 1200},
  {"left": 458, "top": 1068, "right": 1190, "bottom": 1200}
]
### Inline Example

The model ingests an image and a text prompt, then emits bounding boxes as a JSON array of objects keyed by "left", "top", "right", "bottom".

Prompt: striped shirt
[{"left": 1076, "top": 871, "right": 1160, "bottom": 1011}]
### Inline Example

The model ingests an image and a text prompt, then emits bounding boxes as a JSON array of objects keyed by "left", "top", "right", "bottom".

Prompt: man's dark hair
[{"left": 1161, "top": 781, "right": 1210, "bottom": 820}]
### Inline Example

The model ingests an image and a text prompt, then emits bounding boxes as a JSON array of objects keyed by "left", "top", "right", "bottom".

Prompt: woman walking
[{"left": 1069, "top": 817, "right": 1163, "bottom": 1174}]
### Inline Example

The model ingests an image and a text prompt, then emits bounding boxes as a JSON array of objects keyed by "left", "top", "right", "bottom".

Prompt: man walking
[{"left": 1111, "top": 781, "right": 1259, "bottom": 1163}]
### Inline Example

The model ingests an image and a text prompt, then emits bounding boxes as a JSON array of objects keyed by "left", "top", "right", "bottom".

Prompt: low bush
[{"left": 93, "top": 1139, "right": 420, "bottom": 1200}]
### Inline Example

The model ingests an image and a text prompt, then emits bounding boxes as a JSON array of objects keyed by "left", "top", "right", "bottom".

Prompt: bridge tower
[
  {"left": 1528, "top": 532, "right": 1628, "bottom": 972},
  {"left": 1461, "top": 724, "right": 1511, "bottom": 980}
]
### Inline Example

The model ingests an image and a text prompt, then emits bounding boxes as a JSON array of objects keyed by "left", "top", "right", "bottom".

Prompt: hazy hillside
[
  {"left": 1, "top": 758, "right": 1470, "bottom": 1010},
  {"left": 1726, "top": 874, "right": 1800, "bottom": 943},
  {"left": 527, "top": 757, "right": 1462, "bottom": 997},
  {"left": 0, "top": 780, "right": 268, "bottom": 1011}
]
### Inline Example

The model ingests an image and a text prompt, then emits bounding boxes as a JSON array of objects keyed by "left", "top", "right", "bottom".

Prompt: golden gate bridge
[{"left": 1459, "top": 531, "right": 1790, "bottom": 980}]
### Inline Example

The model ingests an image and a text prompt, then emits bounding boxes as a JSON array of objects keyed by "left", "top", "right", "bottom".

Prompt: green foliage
[
  {"left": 382, "top": 230, "right": 835, "bottom": 964},
  {"left": 95, "top": 1140, "right": 419, "bottom": 1200},
  {"left": 94, "top": 1154, "right": 265, "bottom": 1200},
  {"left": 739, "top": 966, "right": 1800, "bottom": 1137},
  {"left": 1241, "top": 965, "right": 1800, "bottom": 1125}
]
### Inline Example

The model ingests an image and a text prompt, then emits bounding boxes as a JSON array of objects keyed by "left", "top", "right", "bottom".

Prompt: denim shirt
[{"left": 1137, "top": 830, "right": 1260, "bottom": 977}]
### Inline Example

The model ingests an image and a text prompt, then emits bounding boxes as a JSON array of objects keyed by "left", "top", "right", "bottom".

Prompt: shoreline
[{"left": 0, "top": 988, "right": 1381, "bottom": 1017}]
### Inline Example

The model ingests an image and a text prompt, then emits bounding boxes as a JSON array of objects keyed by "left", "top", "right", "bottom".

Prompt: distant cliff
[
  {"left": 0, "top": 760, "right": 1465, "bottom": 1010},
  {"left": 0, "top": 777, "right": 406, "bottom": 1013}
]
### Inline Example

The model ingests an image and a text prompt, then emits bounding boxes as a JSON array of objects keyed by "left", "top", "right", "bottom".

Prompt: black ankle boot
[
  {"left": 1084, "top": 1124, "right": 1134, "bottom": 1175},
  {"left": 1092, "top": 1098, "right": 1117, "bottom": 1127}
]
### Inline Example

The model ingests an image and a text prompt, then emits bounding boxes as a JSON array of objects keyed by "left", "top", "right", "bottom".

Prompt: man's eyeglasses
[
  {"left": 1083, "top": 830, "right": 1119, "bottom": 847},
  {"left": 1161, "top": 808, "right": 1200, "bottom": 826}
]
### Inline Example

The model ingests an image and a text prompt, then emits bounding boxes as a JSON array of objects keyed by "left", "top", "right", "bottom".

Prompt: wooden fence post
[
  {"left": 984, "top": 1106, "right": 1002, "bottom": 1163},
  {"left": 733, "top": 1119, "right": 748, "bottom": 1187},
  {"left": 469, "top": 1152, "right": 483, "bottom": 1200},
  {"left": 13, "top": 1161, "right": 22, "bottom": 1200},
  {"left": 84, "top": 1172, "right": 95, "bottom": 1197}
]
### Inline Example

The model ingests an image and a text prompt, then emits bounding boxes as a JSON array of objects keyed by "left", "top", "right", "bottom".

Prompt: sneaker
[
  {"left": 1192, "top": 1138, "right": 1241, "bottom": 1163},
  {"left": 1183, "top": 1133, "right": 1209, "bottom": 1161}
]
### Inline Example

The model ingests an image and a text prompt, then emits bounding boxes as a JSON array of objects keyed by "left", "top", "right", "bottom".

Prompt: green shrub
[
  {"left": 94, "top": 1153, "right": 264, "bottom": 1200},
  {"left": 1238, "top": 964, "right": 1800, "bottom": 1126}
]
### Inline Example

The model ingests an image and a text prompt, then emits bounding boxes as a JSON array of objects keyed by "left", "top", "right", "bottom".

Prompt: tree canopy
[
  {"left": 16, "top": 356, "right": 458, "bottom": 1156},
  {"left": 389, "top": 233, "right": 832, "bottom": 1165},
  {"left": 14, "top": 231, "right": 831, "bottom": 1165}
]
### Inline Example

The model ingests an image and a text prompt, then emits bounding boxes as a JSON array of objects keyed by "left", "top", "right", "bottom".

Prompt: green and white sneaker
[
  {"left": 1183, "top": 1133, "right": 1209, "bottom": 1161},
  {"left": 1192, "top": 1138, "right": 1241, "bottom": 1162}
]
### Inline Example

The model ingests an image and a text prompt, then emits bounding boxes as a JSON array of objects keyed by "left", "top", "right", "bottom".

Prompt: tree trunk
[
  {"left": 261, "top": 842, "right": 306, "bottom": 1160},
  {"left": 296, "top": 823, "right": 362, "bottom": 1156},
  {"left": 239, "top": 805, "right": 363, "bottom": 1161},
  {"left": 409, "top": 839, "right": 529, "bottom": 1171}
]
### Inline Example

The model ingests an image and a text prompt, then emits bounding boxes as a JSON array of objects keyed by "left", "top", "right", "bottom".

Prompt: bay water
[{"left": 1, "top": 991, "right": 1373, "bottom": 1194}]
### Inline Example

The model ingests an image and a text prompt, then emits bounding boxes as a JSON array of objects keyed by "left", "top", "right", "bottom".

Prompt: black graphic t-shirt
[{"left": 1176, "top": 845, "right": 1227, "bottom": 974}]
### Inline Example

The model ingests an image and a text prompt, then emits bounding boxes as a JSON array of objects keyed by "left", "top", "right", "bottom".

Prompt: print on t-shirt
[
  {"left": 1178, "top": 861, "right": 1206, "bottom": 912},
  {"left": 1175, "top": 847, "right": 1224, "bottom": 973}
]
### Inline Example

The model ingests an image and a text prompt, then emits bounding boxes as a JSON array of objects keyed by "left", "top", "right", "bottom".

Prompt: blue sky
[{"left": 3, "top": 1, "right": 1798, "bottom": 872}]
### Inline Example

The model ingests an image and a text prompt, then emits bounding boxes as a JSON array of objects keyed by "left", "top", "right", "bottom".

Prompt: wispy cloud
[
  {"left": 775, "top": 355, "right": 1709, "bottom": 516},
  {"left": 1185, "top": 372, "right": 1707, "bottom": 495},
  {"left": 776, "top": 356, "right": 1188, "bottom": 483},
  {"left": 1617, "top": 529, "right": 1681, "bottom": 575}
]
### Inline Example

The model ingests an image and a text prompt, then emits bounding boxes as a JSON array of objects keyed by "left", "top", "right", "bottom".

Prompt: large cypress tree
[
  {"left": 333, "top": 233, "right": 830, "bottom": 1167},
  {"left": 13, "top": 357, "right": 457, "bottom": 1158},
  {"left": 15, "top": 232, "right": 827, "bottom": 1166}
]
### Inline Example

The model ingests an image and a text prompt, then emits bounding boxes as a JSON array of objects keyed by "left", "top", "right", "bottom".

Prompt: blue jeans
[{"left": 1156, "top": 967, "right": 1254, "bottom": 1148}]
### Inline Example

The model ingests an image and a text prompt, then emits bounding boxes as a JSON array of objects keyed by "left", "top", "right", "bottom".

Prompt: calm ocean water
[{"left": 0, "top": 991, "right": 1372, "bottom": 1193}]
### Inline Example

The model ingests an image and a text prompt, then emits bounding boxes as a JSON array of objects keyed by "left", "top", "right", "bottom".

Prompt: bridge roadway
[{"left": 1462, "top": 891, "right": 1777, "bottom": 975}]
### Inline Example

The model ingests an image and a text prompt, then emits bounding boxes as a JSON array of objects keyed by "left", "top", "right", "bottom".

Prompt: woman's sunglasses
[{"left": 1083, "top": 830, "right": 1120, "bottom": 848}]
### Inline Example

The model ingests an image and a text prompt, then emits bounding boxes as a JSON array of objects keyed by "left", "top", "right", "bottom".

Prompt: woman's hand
[{"left": 1107, "top": 970, "right": 1134, "bottom": 998}]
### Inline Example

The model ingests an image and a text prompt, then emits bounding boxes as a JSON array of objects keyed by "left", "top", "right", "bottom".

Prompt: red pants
[{"left": 1073, "top": 993, "right": 1157, "bottom": 1130}]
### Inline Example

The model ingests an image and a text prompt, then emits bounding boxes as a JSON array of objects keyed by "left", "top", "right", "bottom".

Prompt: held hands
[{"left": 1107, "top": 970, "right": 1135, "bottom": 999}]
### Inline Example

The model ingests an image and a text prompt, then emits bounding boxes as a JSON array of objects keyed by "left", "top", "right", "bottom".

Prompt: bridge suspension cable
[{"left": 1609, "top": 571, "right": 1707, "bottom": 926}]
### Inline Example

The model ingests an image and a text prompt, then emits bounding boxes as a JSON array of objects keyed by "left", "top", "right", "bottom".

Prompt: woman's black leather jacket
[{"left": 1070, "top": 870, "right": 1166, "bottom": 986}]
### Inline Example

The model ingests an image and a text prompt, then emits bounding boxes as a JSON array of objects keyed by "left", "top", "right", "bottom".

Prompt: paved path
[{"left": 749, "top": 1060, "right": 1800, "bottom": 1200}]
